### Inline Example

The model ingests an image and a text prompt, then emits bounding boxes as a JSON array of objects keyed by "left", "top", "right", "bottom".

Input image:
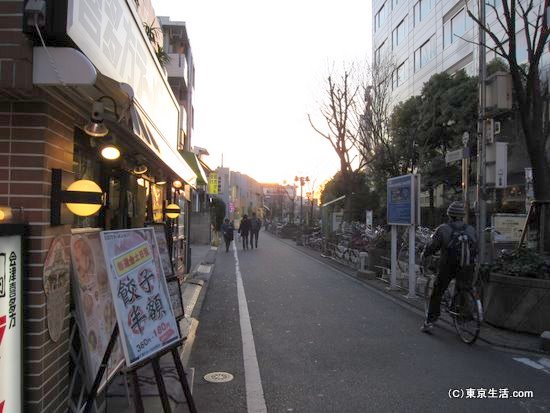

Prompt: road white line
[
  {"left": 513, "top": 357, "right": 546, "bottom": 370},
  {"left": 233, "top": 242, "right": 268, "bottom": 413}
]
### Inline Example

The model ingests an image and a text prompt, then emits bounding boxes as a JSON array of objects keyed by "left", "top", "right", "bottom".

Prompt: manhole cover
[{"left": 204, "top": 372, "right": 234, "bottom": 383}]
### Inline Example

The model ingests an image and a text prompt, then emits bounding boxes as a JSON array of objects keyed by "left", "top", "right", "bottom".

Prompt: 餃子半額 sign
[{"left": 100, "top": 228, "right": 180, "bottom": 366}]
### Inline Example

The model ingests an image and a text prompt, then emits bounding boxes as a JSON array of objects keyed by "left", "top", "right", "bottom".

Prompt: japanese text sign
[
  {"left": 387, "top": 174, "right": 419, "bottom": 226},
  {"left": 0, "top": 229, "right": 23, "bottom": 413},
  {"left": 100, "top": 228, "right": 180, "bottom": 366}
]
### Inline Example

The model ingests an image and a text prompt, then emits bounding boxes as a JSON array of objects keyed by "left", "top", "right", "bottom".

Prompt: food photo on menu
[{"left": 70, "top": 231, "right": 124, "bottom": 384}]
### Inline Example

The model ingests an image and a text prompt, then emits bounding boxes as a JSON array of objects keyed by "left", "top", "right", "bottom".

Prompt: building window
[
  {"left": 392, "top": 60, "right": 408, "bottom": 89},
  {"left": 375, "top": 39, "right": 388, "bottom": 64},
  {"left": 375, "top": 3, "right": 387, "bottom": 32},
  {"left": 414, "top": 0, "right": 433, "bottom": 26},
  {"left": 392, "top": 17, "right": 407, "bottom": 49},
  {"left": 443, "top": 8, "right": 473, "bottom": 48},
  {"left": 414, "top": 37, "right": 436, "bottom": 71}
]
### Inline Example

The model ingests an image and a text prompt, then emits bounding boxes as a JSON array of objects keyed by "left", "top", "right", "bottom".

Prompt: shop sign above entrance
[{"left": 66, "top": 0, "right": 179, "bottom": 154}]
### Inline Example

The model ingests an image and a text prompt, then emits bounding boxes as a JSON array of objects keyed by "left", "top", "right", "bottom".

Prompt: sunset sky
[{"left": 152, "top": 0, "right": 372, "bottom": 187}]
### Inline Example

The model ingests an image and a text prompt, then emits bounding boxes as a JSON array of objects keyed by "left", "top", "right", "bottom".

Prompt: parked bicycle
[{"left": 397, "top": 226, "right": 434, "bottom": 274}]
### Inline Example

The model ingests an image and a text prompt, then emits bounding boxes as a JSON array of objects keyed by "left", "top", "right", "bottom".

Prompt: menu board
[
  {"left": 100, "top": 228, "right": 180, "bottom": 366},
  {"left": 70, "top": 229, "right": 125, "bottom": 389},
  {"left": 167, "top": 278, "right": 184, "bottom": 320},
  {"left": 151, "top": 185, "right": 164, "bottom": 223},
  {"left": 151, "top": 224, "right": 173, "bottom": 278}
]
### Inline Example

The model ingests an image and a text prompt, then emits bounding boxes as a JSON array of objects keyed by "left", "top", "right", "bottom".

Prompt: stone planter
[{"left": 483, "top": 272, "right": 550, "bottom": 334}]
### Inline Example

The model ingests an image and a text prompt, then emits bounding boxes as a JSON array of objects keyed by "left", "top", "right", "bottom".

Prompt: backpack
[{"left": 447, "top": 225, "right": 474, "bottom": 268}]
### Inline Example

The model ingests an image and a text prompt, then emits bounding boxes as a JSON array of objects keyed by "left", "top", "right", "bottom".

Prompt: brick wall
[
  {"left": 0, "top": 96, "right": 83, "bottom": 412},
  {"left": 0, "top": 1, "right": 33, "bottom": 91},
  {"left": 1, "top": 2, "right": 80, "bottom": 411}
]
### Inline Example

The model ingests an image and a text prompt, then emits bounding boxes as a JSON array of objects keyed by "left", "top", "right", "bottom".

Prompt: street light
[{"left": 294, "top": 176, "right": 309, "bottom": 228}]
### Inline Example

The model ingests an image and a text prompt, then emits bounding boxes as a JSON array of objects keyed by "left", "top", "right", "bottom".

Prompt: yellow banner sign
[
  {"left": 208, "top": 172, "right": 218, "bottom": 194},
  {"left": 113, "top": 242, "right": 152, "bottom": 277}
]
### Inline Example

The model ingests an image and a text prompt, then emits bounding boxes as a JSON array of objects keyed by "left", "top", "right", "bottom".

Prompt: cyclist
[{"left": 420, "top": 201, "right": 477, "bottom": 333}]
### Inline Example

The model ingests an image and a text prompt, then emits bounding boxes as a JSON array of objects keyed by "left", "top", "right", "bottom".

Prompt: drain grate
[{"left": 204, "top": 372, "right": 234, "bottom": 383}]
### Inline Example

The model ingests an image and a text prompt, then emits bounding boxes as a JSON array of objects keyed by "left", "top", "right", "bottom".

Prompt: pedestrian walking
[
  {"left": 238, "top": 215, "right": 251, "bottom": 250},
  {"left": 420, "top": 201, "right": 477, "bottom": 333},
  {"left": 249, "top": 212, "right": 262, "bottom": 249},
  {"left": 220, "top": 218, "right": 234, "bottom": 252}
]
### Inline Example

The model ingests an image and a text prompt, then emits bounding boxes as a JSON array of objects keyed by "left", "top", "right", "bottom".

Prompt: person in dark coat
[
  {"left": 249, "top": 212, "right": 262, "bottom": 249},
  {"left": 238, "top": 215, "right": 251, "bottom": 250},
  {"left": 420, "top": 201, "right": 478, "bottom": 333},
  {"left": 220, "top": 218, "right": 234, "bottom": 252}
]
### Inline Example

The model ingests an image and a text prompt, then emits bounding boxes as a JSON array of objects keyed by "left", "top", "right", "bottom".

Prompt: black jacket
[{"left": 239, "top": 218, "right": 251, "bottom": 235}]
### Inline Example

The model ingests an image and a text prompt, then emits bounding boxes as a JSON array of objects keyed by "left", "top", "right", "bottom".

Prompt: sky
[{"left": 152, "top": 0, "right": 372, "bottom": 187}]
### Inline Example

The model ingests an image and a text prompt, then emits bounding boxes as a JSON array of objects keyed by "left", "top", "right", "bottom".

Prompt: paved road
[{"left": 188, "top": 231, "right": 550, "bottom": 412}]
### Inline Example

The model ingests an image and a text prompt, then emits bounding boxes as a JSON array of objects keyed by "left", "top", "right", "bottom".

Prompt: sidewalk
[{"left": 106, "top": 242, "right": 218, "bottom": 412}]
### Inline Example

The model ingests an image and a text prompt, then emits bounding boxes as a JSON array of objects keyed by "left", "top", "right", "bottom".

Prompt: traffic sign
[{"left": 445, "top": 147, "right": 470, "bottom": 164}]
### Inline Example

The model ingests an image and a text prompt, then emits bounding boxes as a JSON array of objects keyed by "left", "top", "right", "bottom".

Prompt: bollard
[
  {"left": 359, "top": 252, "right": 368, "bottom": 271},
  {"left": 357, "top": 251, "right": 376, "bottom": 280}
]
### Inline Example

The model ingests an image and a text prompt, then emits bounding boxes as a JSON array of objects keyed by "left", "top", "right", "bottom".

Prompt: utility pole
[
  {"left": 477, "top": 0, "right": 487, "bottom": 263},
  {"left": 462, "top": 132, "right": 470, "bottom": 224}
]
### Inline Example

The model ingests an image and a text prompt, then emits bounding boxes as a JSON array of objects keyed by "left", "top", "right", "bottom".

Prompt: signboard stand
[
  {"left": 387, "top": 175, "right": 420, "bottom": 297},
  {"left": 82, "top": 326, "right": 197, "bottom": 413}
]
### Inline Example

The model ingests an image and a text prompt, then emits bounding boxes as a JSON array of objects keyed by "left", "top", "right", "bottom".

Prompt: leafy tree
[
  {"left": 209, "top": 197, "right": 226, "bottom": 232},
  {"left": 320, "top": 170, "right": 380, "bottom": 222}
]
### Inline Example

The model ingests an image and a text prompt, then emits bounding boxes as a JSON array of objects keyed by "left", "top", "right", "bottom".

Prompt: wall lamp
[
  {"left": 132, "top": 164, "right": 148, "bottom": 175},
  {"left": 51, "top": 169, "right": 104, "bottom": 225},
  {"left": 100, "top": 144, "right": 121, "bottom": 160},
  {"left": 0, "top": 205, "right": 13, "bottom": 222},
  {"left": 165, "top": 203, "right": 181, "bottom": 219},
  {"left": 172, "top": 180, "right": 183, "bottom": 189},
  {"left": 84, "top": 96, "right": 119, "bottom": 138}
]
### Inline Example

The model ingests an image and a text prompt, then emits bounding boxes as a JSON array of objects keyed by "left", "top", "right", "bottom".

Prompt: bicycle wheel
[{"left": 452, "top": 290, "right": 481, "bottom": 344}]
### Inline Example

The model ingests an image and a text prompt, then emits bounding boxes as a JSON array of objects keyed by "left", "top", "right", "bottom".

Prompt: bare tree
[
  {"left": 308, "top": 65, "right": 368, "bottom": 220},
  {"left": 467, "top": 0, "right": 550, "bottom": 200},
  {"left": 308, "top": 65, "right": 364, "bottom": 176},
  {"left": 352, "top": 57, "right": 402, "bottom": 178}
]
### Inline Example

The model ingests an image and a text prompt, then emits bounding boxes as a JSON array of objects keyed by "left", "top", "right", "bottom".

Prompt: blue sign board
[{"left": 387, "top": 174, "right": 414, "bottom": 225}]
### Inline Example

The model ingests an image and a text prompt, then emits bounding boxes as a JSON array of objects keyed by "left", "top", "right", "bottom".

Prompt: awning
[
  {"left": 181, "top": 152, "right": 208, "bottom": 186},
  {"left": 33, "top": 47, "right": 197, "bottom": 188},
  {"left": 129, "top": 100, "right": 197, "bottom": 188}
]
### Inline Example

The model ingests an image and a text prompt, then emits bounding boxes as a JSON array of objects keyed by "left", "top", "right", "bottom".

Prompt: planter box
[{"left": 483, "top": 272, "right": 550, "bottom": 334}]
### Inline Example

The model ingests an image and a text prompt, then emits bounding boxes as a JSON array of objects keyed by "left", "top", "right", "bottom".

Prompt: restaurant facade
[{"left": 0, "top": 0, "right": 199, "bottom": 411}]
